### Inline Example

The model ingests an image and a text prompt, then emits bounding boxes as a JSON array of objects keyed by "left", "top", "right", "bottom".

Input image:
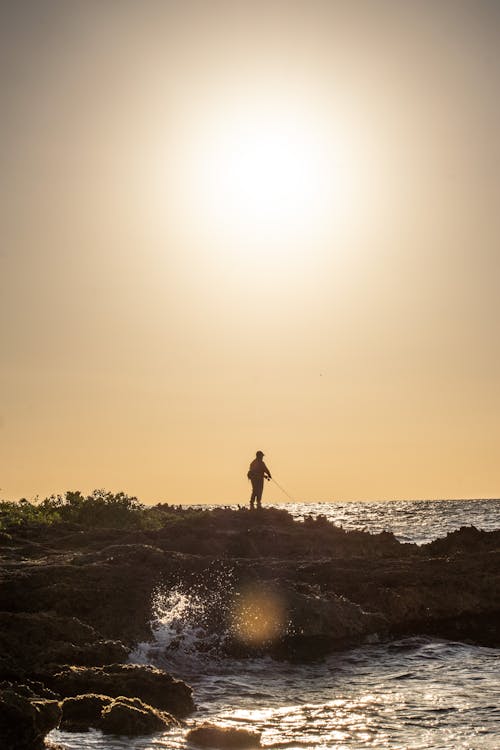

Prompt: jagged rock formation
[
  {"left": 0, "top": 687, "right": 61, "bottom": 750},
  {"left": 0, "top": 507, "right": 498, "bottom": 747},
  {"left": 187, "top": 723, "right": 262, "bottom": 747},
  {"left": 45, "top": 664, "right": 193, "bottom": 717},
  {"left": 59, "top": 692, "right": 178, "bottom": 735}
]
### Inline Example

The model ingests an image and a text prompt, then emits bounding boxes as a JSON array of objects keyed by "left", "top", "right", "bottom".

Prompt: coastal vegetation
[
  {"left": 0, "top": 490, "right": 201, "bottom": 532},
  {"left": 0, "top": 495, "right": 499, "bottom": 748}
]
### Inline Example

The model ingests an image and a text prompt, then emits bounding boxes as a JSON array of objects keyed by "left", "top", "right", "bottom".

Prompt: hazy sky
[{"left": 1, "top": 0, "right": 499, "bottom": 504}]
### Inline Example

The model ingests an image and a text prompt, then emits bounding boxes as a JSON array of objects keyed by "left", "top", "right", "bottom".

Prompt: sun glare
[
  {"left": 177, "top": 97, "right": 355, "bottom": 253},
  {"left": 199, "top": 115, "right": 328, "bottom": 238},
  {"left": 231, "top": 587, "right": 286, "bottom": 645}
]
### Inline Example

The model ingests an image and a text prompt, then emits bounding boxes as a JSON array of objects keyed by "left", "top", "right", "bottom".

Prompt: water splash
[
  {"left": 130, "top": 563, "right": 236, "bottom": 670},
  {"left": 49, "top": 499, "right": 500, "bottom": 749}
]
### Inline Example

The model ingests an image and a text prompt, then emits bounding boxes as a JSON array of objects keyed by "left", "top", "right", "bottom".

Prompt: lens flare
[{"left": 231, "top": 587, "right": 286, "bottom": 645}]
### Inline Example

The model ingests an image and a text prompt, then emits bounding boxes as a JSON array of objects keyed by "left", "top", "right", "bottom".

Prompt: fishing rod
[{"left": 270, "top": 477, "right": 296, "bottom": 503}]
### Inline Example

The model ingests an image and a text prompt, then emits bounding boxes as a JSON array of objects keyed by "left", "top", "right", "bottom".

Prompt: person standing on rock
[{"left": 247, "top": 450, "right": 272, "bottom": 509}]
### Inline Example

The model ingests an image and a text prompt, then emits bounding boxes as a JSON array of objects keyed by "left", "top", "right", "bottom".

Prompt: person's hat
[{"left": 256, "top": 450, "right": 264, "bottom": 457}]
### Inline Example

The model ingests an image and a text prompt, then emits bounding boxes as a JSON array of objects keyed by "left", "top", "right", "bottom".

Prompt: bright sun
[
  {"left": 178, "top": 98, "right": 354, "bottom": 252},
  {"left": 199, "top": 114, "right": 329, "bottom": 239}
]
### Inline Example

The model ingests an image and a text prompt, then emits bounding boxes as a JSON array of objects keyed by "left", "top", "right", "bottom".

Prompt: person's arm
[{"left": 263, "top": 463, "right": 272, "bottom": 479}]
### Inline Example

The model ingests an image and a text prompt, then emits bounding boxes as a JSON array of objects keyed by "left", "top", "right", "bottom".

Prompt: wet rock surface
[
  {"left": 0, "top": 507, "right": 499, "bottom": 746},
  {"left": 100, "top": 696, "right": 177, "bottom": 736},
  {"left": 46, "top": 664, "right": 194, "bottom": 717},
  {"left": 59, "top": 693, "right": 112, "bottom": 731},
  {"left": 187, "top": 723, "right": 262, "bottom": 748},
  {"left": 0, "top": 688, "right": 61, "bottom": 750},
  {"left": 58, "top": 692, "right": 178, "bottom": 735},
  {"left": 0, "top": 612, "right": 127, "bottom": 677}
]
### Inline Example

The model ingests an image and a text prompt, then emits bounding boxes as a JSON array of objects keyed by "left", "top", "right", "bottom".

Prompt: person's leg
[
  {"left": 255, "top": 478, "right": 264, "bottom": 509},
  {"left": 250, "top": 482, "right": 257, "bottom": 509}
]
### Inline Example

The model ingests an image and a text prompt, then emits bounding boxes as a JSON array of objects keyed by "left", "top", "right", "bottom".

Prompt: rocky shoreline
[{"left": 1, "top": 506, "right": 499, "bottom": 748}]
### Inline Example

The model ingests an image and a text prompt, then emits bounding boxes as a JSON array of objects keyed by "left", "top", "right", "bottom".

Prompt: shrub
[
  {"left": 0, "top": 498, "right": 61, "bottom": 529},
  {"left": 0, "top": 490, "right": 145, "bottom": 530}
]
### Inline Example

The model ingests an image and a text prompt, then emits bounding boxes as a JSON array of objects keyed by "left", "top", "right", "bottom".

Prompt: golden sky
[{"left": 1, "top": 1, "right": 499, "bottom": 504}]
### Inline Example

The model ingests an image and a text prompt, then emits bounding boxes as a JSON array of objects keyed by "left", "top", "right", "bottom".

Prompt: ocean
[{"left": 50, "top": 499, "right": 500, "bottom": 750}]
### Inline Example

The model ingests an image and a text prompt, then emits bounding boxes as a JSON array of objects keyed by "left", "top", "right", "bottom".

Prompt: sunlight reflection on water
[
  {"left": 50, "top": 638, "right": 500, "bottom": 750},
  {"left": 49, "top": 500, "right": 500, "bottom": 750},
  {"left": 266, "top": 498, "right": 500, "bottom": 545},
  {"left": 191, "top": 498, "right": 500, "bottom": 545}
]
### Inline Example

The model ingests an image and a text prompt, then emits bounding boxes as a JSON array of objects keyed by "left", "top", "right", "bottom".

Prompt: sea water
[
  {"left": 274, "top": 498, "right": 500, "bottom": 545},
  {"left": 50, "top": 499, "right": 500, "bottom": 750}
]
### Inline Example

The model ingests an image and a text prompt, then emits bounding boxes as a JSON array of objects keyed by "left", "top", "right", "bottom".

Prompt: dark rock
[
  {"left": 288, "top": 551, "right": 500, "bottom": 647},
  {"left": 0, "top": 612, "right": 127, "bottom": 677},
  {"left": 43, "top": 639, "right": 128, "bottom": 668},
  {"left": 60, "top": 693, "right": 112, "bottom": 731},
  {"left": 0, "top": 560, "right": 158, "bottom": 645},
  {"left": 31, "top": 700, "right": 61, "bottom": 737},
  {"left": 75, "top": 543, "right": 167, "bottom": 567},
  {"left": 224, "top": 580, "right": 387, "bottom": 659},
  {"left": 285, "top": 584, "right": 386, "bottom": 640},
  {"left": 100, "top": 696, "right": 176, "bottom": 736},
  {"left": 151, "top": 507, "right": 413, "bottom": 560},
  {"left": 0, "top": 688, "right": 61, "bottom": 750},
  {"left": 0, "top": 681, "right": 57, "bottom": 700},
  {"left": 276, "top": 587, "right": 386, "bottom": 659},
  {"left": 59, "top": 692, "right": 179, "bottom": 735},
  {"left": 187, "top": 723, "right": 262, "bottom": 748},
  {"left": 425, "top": 526, "right": 500, "bottom": 556},
  {"left": 414, "top": 610, "right": 500, "bottom": 647},
  {"left": 48, "top": 664, "right": 194, "bottom": 717},
  {"left": 1, "top": 507, "right": 499, "bottom": 674}
]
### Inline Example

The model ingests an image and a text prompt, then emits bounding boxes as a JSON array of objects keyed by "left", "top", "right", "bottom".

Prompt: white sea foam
[
  {"left": 50, "top": 637, "right": 500, "bottom": 749},
  {"left": 49, "top": 500, "right": 500, "bottom": 750},
  {"left": 130, "top": 563, "right": 236, "bottom": 672}
]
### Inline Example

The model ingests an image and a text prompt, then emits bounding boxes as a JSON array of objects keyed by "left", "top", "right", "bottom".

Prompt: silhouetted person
[{"left": 247, "top": 450, "right": 271, "bottom": 509}]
